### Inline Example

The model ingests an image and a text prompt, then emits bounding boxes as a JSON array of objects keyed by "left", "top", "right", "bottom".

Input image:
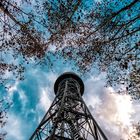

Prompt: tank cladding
[{"left": 54, "top": 72, "right": 84, "bottom": 96}]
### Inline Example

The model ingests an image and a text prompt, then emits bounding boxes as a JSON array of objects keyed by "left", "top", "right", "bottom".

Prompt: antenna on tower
[{"left": 30, "top": 72, "right": 108, "bottom": 140}]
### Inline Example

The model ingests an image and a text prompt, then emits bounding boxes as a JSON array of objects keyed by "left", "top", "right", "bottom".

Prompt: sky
[
  {"left": 0, "top": 58, "right": 140, "bottom": 140},
  {"left": 0, "top": 0, "right": 140, "bottom": 140}
]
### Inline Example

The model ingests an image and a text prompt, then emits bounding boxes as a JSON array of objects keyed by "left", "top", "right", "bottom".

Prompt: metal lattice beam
[{"left": 29, "top": 72, "right": 108, "bottom": 140}]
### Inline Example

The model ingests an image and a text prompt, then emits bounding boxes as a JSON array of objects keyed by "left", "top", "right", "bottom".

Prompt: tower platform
[{"left": 54, "top": 72, "right": 84, "bottom": 96}]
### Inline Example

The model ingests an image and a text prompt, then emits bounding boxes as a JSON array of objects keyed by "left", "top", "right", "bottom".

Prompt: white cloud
[
  {"left": 84, "top": 75, "right": 140, "bottom": 140},
  {"left": 37, "top": 87, "right": 51, "bottom": 112},
  {"left": 8, "top": 81, "right": 19, "bottom": 97},
  {"left": 47, "top": 72, "right": 57, "bottom": 85},
  {"left": 35, "top": 71, "right": 57, "bottom": 123},
  {"left": 4, "top": 113, "right": 24, "bottom": 140}
]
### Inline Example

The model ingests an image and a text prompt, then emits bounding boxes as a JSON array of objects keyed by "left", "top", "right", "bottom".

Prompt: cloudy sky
[
  {"left": 0, "top": 57, "right": 140, "bottom": 140},
  {"left": 0, "top": 0, "right": 140, "bottom": 140}
]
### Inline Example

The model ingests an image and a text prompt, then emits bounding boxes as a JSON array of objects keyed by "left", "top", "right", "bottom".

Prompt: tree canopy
[
  {"left": 1, "top": 0, "right": 139, "bottom": 98},
  {"left": 0, "top": 1, "right": 139, "bottom": 92}
]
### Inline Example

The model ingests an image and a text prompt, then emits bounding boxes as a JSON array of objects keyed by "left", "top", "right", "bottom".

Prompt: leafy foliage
[
  {"left": 44, "top": 0, "right": 140, "bottom": 98},
  {"left": 0, "top": 98, "right": 12, "bottom": 139},
  {"left": 129, "top": 122, "right": 140, "bottom": 140},
  {"left": 0, "top": 0, "right": 139, "bottom": 99}
]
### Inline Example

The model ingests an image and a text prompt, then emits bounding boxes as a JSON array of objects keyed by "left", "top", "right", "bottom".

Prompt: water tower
[{"left": 30, "top": 72, "right": 108, "bottom": 140}]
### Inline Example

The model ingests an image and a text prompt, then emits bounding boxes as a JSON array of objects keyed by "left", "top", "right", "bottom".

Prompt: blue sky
[{"left": 0, "top": 0, "right": 140, "bottom": 139}]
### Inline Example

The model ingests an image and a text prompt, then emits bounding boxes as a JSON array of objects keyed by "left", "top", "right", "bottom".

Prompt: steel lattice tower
[{"left": 30, "top": 72, "right": 108, "bottom": 140}]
